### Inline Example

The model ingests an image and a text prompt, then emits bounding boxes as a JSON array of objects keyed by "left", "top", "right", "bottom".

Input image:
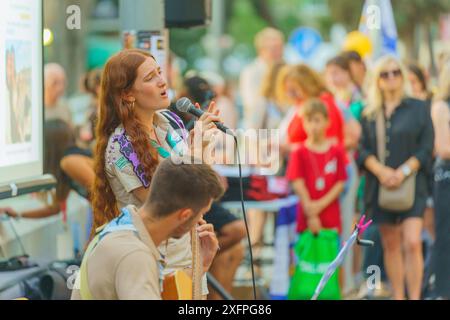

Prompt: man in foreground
[{"left": 71, "top": 158, "right": 225, "bottom": 300}]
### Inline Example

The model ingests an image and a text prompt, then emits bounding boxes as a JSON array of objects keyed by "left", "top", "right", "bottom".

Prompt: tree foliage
[{"left": 170, "top": 0, "right": 450, "bottom": 74}]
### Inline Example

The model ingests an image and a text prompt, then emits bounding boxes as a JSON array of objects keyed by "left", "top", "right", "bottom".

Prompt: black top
[
  {"left": 62, "top": 146, "right": 93, "bottom": 200},
  {"left": 358, "top": 98, "right": 435, "bottom": 217},
  {"left": 436, "top": 98, "right": 450, "bottom": 167}
]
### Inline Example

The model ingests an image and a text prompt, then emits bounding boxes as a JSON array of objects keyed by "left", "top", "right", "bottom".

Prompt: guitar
[{"left": 161, "top": 227, "right": 203, "bottom": 300}]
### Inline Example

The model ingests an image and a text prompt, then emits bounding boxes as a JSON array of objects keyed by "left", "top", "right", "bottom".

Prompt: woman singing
[{"left": 91, "top": 49, "right": 221, "bottom": 298}]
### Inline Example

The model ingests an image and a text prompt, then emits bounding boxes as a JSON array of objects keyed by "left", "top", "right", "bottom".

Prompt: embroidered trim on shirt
[{"left": 113, "top": 130, "right": 150, "bottom": 188}]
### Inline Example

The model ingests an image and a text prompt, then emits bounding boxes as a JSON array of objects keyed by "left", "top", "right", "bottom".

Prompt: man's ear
[{"left": 177, "top": 208, "right": 193, "bottom": 222}]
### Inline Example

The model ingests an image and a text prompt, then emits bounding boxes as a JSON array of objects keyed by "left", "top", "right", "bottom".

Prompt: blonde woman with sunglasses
[{"left": 358, "top": 55, "right": 434, "bottom": 300}]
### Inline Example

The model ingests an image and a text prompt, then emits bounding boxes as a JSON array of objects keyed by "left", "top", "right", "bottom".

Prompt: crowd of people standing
[{"left": 238, "top": 27, "right": 450, "bottom": 300}]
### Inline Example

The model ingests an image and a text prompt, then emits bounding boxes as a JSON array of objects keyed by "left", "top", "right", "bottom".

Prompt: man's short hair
[
  {"left": 145, "top": 158, "right": 225, "bottom": 218},
  {"left": 44, "top": 63, "right": 66, "bottom": 81},
  {"left": 341, "top": 50, "right": 363, "bottom": 63},
  {"left": 303, "top": 98, "right": 329, "bottom": 120},
  {"left": 326, "top": 55, "right": 351, "bottom": 72}
]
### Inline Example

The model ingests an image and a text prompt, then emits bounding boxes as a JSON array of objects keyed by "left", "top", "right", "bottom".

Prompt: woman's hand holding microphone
[{"left": 189, "top": 101, "right": 222, "bottom": 164}]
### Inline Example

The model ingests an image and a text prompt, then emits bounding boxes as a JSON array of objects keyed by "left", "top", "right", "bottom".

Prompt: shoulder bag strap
[{"left": 375, "top": 110, "right": 386, "bottom": 165}]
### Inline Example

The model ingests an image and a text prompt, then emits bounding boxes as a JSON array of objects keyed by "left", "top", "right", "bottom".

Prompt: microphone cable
[
  {"left": 233, "top": 134, "right": 257, "bottom": 300},
  {"left": 176, "top": 99, "right": 258, "bottom": 299}
]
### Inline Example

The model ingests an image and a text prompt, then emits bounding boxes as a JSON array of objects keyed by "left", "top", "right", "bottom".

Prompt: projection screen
[{"left": 0, "top": 0, "right": 43, "bottom": 186}]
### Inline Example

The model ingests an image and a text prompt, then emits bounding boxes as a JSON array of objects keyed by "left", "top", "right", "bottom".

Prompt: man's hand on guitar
[{"left": 197, "top": 219, "right": 219, "bottom": 274}]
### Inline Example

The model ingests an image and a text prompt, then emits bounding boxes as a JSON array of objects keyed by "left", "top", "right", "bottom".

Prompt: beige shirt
[
  {"left": 239, "top": 57, "right": 268, "bottom": 130},
  {"left": 103, "top": 111, "right": 208, "bottom": 294},
  {"left": 71, "top": 205, "right": 164, "bottom": 300},
  {"left": 105, "top": 110, "right": 188, "bottom": 209}
]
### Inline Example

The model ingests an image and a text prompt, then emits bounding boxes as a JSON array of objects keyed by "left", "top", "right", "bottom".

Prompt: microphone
[{"left": 175, "top": 97, "right": 233, "bottom": 135}]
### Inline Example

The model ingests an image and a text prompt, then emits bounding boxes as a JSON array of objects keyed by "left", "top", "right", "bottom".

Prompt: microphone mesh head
[{"left": 175, "top": 97, "right": 192, "bottom": 113}]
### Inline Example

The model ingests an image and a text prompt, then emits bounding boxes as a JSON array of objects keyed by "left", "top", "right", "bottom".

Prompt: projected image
[{"left": 4, "top": 40, "right": 32, "bottom": 145}]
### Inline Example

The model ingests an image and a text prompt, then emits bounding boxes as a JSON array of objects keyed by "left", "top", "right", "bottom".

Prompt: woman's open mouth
[{"left": 160, "top": 90, "right": 168, "bottom": 98}]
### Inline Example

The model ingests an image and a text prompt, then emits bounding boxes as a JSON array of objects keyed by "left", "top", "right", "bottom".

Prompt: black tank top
[{"left": 62, "top": 146, "right": 92, "bottom": 199}]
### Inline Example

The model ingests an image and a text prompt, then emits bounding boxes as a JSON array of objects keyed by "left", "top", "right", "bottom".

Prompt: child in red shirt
[{"left": 286, "top": 99, "right": 347, "bottom": 234}]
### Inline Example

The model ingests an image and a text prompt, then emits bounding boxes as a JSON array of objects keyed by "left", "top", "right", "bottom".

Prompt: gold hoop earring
[{"left": 125, "top": 100, "right": 135, "bottom": 111}]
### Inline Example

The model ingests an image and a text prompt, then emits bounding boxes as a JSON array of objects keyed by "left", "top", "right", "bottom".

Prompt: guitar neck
[{"left": 191, "top": 227, "right": 203, "bottom": 300}]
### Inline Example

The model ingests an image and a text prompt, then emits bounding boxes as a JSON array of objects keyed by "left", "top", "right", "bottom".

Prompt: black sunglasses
[{"left": 380, "top": 69, "right": 402, "bottom": 79}]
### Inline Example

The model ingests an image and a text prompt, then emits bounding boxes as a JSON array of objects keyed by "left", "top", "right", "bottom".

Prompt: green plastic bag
[{"left": 288, "top": 229, "right": 341, "bottom": 300}]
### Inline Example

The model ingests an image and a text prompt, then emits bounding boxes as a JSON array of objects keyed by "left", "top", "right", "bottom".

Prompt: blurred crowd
[{"left": 236, "top": 27, "right": 450, "bottom": 300}]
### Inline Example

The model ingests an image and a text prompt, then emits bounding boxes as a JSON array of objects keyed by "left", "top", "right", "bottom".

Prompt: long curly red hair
[{"left": 91, "top": 49, "right": 159, "bottom": 231}]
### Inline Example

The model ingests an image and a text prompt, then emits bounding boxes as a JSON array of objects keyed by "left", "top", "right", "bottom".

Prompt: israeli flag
[{"left": 359, "top": 0, "right": 398, "bottom": 59}]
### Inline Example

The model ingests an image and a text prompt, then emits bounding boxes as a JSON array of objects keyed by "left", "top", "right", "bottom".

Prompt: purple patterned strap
[
  {"left": 161, "top": 110, "right": 188, "bottom": 140},
  {"left": 113, "top": 131, "right": 150, "bottom": 188},
  {"left": 111, "top": 111, "right": 187, "bottom": 189}
]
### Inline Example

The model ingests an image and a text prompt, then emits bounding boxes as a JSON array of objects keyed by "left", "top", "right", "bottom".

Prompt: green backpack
[{"left": 288, "top": 229, "right": 341, "bottom": 300}]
